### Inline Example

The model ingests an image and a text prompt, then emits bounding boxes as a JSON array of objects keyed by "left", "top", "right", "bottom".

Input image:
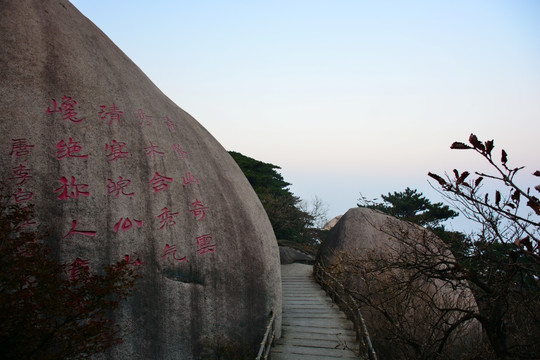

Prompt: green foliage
[
  {"left": 229, "top": 151, "right": 291, "bottom": 197},
  {"left": 358, "top": 187, "right": 459, "bottom": 228},
  {"left": 0, "top": 197, "right": 140, "bottom": 360},
  {"left": 229, "top": 151, "right": 320, "bottom": 245}
]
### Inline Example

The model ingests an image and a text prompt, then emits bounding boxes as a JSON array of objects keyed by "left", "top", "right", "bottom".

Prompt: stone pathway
[{"left": 271, "top": 264, "right": 360, "bottom": 360}]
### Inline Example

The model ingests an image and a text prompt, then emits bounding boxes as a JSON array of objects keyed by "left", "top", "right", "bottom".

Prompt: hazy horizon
[{"left": 71, "top": 0, "right": 540, "bottom": 231}]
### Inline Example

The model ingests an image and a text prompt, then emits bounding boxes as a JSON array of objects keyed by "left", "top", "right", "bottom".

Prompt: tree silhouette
[
  {"left": 328, "top": 134, "right": 540, "bottom": 359},
  {"left": 427, "top": 134, "right": 540, "bottom": 359},
  {"left": 229, "top": 151, "right": 321, "bottom": 245},
  {"left": 359, "top": 187, "right": 458, "bottom": 228}
]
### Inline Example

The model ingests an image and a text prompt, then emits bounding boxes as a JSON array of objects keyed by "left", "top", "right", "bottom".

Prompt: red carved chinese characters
[
  {"left": 157, "top": 207, "right": 179, "bottom": 229},
  {"left": 123, "top": 254, "right": 142, "bottom": 266},
  {"left": 10, "top": 138, "right": 34, "bottom": 158},
  {"left": 113, "top": 218, "right": 142, "bottom": 232},
  {"left": 171, "top": 144, "right": 188, "bottom": 159},
  {"left": 56, "top": 138, "right": 88, "bottom": 159},
  {"left": 144, "top": 141, "right": 164, "bottom": 158},
  {"left": 63, "top": 220, "right": 97, "bottom": 239},
  {"left": 163, "top": 116, "right": 177, "bottom": 133},
  {"left": 105, "top": 140, "right": 129, "bottom": 161},
  {"left": 107, "top": 176, "right": 134, "bottom": 198},
  {"left": 182, "top": 172, "right": 199, "bottom": 185},
  {"left": 8, "top": 139, "right": 35, "bottom": 224},
  {"left": 99, "top": 103, "right": 123, "bottom": 126},
  {"left": 18, "top": 217, "right": 37, "bottom": 229},
  {"left": 54, "top": 176, "right": 89, "bottom": 200},
  {"left": 68, "top": 257, "right": 90, "bottom": 280},
  {"left": 9, "top": 164, "right": 32, "bottom": 185},
  {"left": 190, "top": 199, "right": 209, "bottom": 221},
  {"left": 137, "top": 109, "right": 152, "bottom": 126},
  {"left": 12, "top": 188, "right": 33, "bottom": 204},
  {"left": 149, "top": 172, "right": 173, "bottom": 193},
  {"left": 46, "top": 96, "right": 84, "bottom": 123},
  {"left": 196, "top": 234, "right": 215, "bottom": 255},
  {"left": 161, "top": 244, "right": 186, "bottom": 262}
]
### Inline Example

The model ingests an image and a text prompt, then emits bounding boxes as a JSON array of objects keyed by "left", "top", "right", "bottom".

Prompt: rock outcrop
[
  {"left": 0, "top": 1, "right": 281, "bottom": 358},
  {"left": 322, "top": 215, "right": 342, "bottom": 231},
  {"left": 316, "top": 207, "right": 481, "bottom": 359},
  {"left": 279, "top": 246, "right": 315, "bottom": 264}
]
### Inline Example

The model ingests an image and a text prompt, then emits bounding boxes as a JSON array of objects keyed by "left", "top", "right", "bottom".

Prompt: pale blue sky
[{"left": 71, "top": 0, "right": 540, "bottom": 229}]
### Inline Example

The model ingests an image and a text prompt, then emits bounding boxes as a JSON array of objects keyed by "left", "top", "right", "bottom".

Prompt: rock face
[
  {"left": 279, "top": 246, "right": 315, "bottom": 264},
  {"left": 0, "top": 1, "right": 281, "bottom": 359},
  {"left": 316, "top": 207, "right": 481, "bottom": 358},
  {"left": 318, "top": 208, "right": 396, "bottom": 259},
  {"left": 322, "top": 215, "right": 342, "bottom": 231}
]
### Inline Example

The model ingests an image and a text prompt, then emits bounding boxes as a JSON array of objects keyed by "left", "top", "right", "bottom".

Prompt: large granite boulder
[
  {"left": 0, "top": 1, "right": 281, "bottom": 359},
  {"left": 277, "top": 240, "right": 316, "bottom": 264},
  {"left": 322, "top": 214, "right": 342, "bottom": 231},
  {"left": 316, "top": 207, "right": 481, "bottom": 359},
  {"left": 278, "top": 246, "right": 315, "bottom": 264}
]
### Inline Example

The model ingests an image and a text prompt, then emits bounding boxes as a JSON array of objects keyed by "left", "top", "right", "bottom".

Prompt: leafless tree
[
  {"left": 425, "top": 134, "right": 540, "bottom": 359},
  {"left": 325, "top": 134, "right": 539, "bottom": 359},
  {"left": 327, "top": 219, "right": 484, "bottom": 360},
  {"left": 300, "top": 195, "right": 329, "bottom": 230}
]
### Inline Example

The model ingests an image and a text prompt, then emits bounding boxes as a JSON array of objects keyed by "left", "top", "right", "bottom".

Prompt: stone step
[
  {"left": 280, "top": 324, "right": 356, "bottom": 338},
  {"left": 283, "top": 312, "right": 347, "bottom": 320},
  {"left": 279, "top": 329, "right": 357, "bottom": 343},
  {"left": 282, "top": 320, "right": 354, "bottom": 331},
  {"left": 272, "top": 344, "right": 359, "bottom": 359},
  {"left": 271, "top": 353, "right": 358, "bottom": 360},
  {"left": 271, "top": 263, "right": 361, "bottom": 359}
]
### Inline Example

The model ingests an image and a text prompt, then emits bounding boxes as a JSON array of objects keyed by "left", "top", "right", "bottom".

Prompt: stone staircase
[{"left": 270, "top": 264, "right": 360, "bottom": 359}]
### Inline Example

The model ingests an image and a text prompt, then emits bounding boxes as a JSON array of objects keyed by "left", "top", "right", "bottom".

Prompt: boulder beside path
[{"left": 316, "top": 207, "right": 481, "bottom": 358}]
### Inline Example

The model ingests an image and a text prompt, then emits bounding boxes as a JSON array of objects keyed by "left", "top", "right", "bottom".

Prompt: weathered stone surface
[
  {"left": 322, "top": 215, "right": 341, "bottom": 231},
  {"left": 316, "top": 207, "right": 481, "bottom": 358},
  {"left": 279, "top": 246, "right": 315, "bottom": 264},
  {"left": 0, "top": 1, "right": 281, "bottom": 359},
  {"left": 318, "top": 208, "right": 394, "bottom": 259}
]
